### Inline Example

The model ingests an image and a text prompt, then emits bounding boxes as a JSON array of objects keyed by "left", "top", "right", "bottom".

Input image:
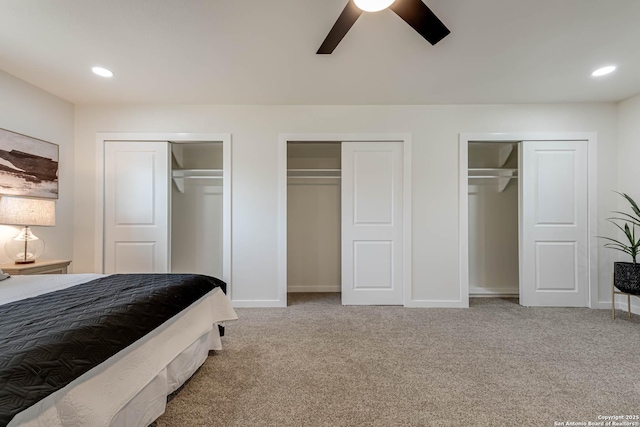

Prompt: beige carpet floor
[{"left": 156, "top": 294, "right": 640, "bottom": 427}]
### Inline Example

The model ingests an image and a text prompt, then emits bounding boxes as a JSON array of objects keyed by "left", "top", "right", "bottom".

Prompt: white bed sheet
[
  {"left": 1, "top": 274, "right": 238, "bottom": 427},
  {"left": 0, "top": 273, "right": 105, "bottom": 305}
]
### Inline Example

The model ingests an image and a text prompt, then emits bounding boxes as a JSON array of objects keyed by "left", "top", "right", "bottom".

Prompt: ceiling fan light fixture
[
  {"left": 317, "top": 0, "right": 450, "bottom": 54},
  {"left": 354, "top": 0, "right": 396, "bottom": 12}
]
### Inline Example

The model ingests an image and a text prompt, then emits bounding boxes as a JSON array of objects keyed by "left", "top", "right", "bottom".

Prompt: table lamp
[{"left": 0, "top": 196, "right": 56, "bottom": 264}]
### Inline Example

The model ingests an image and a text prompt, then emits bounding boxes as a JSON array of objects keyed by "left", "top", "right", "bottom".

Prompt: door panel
[
  {"left": 115, "top": 242, "right": 156, "bottom": 273},
  {"left": 104, "top": 141, "right": 169, "bottom": 274},
  {"left": 342, "top": 142, "right": 403, "bottom": 305},
  {"left": 114, "top": 151, "right": 156, "bottom": 225},
  {"left": 354, "top": 241, "right": 393, "bottom": 289},
  {"left": 521, "top": 141, "right": 588, "bottom": 307},
  {"left": 535, "top": 241, "right": 577, "bottom": 291},
  {"left": 353, "top": 151, "right": 394, "bottom": 224},
  {"left": 535, "top": 150, "right": 576, "bottom": 224}
]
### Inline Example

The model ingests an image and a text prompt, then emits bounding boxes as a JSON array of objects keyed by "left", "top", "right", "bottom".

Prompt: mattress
[{"left": 0, "top": 274, "right": 238, "bottom": 427}]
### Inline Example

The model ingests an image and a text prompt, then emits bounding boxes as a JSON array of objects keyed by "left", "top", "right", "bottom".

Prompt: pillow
[{"left": 0, "top": 268, "right": 10, "bottom": 281}]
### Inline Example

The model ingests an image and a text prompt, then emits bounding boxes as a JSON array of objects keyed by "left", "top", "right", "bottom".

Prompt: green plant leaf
[
  {"left": 610, "top": 212, "right": 640, "bottom": 226},
  {"left": 615, "top": 191, "right": 640, "bottom": 221},
  {"left": 604, "top": 247, "right": 634, "bottom": 258},
  {"left": 600, "top": 236, "right": 631, "bottom": 247},
  {"left": 607, "top": 219, "right": 638, "bottom": 245},
  {"left": 603, "top": 243, "right": 634, "bottom": 254},
  {"left": 601, "top": 191, "right": 640, "bottom": 263}
]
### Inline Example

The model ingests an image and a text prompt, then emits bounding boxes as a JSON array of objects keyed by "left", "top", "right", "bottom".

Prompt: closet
[
  {"left": 287, "top": 142, "right": 341, "bottom": 293},
  {"left": 464, "top": 137, "right": 591, "bottom": 307},
  {"left": 285, "top": 139, "right": 405, "bottom": 306},
  {"left": 171, "top": 142, "right": 224, "bottom": 278},
  {"left": 467, "top": 142, "right": 519, "bottom": 297},
  {"left": 103, "top": 139, "right": 228, "bottom": 282}
]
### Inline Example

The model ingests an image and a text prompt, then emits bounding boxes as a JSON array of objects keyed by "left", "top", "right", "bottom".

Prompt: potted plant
[{"left": 600, "top": 192, "right": 640, "bottom": 295}]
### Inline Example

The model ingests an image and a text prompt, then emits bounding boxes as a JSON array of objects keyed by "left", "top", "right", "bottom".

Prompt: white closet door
[
  {"left": 341, "top": 142, "right": 403, "bottom": 305},
  {"left": 520, "top": 141, "right": 588, "bottom": 307},
  {"left": 104, "top": 141, "right": 169, "bottom": 274}
]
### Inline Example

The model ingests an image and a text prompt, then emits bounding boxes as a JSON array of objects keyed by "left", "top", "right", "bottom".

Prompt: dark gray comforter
[{"left": 0, "top": 273, "right": 225, "bottom": 426}]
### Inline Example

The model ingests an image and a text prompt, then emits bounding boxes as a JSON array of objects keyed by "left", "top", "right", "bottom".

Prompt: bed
[{"left": 0, "top": 273, "right": 238, "bottom": 427}]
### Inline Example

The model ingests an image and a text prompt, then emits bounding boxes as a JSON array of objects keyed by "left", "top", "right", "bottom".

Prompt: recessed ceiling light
[
  {"left": 92, "top": 66, "right": 114, "bottom": 78},
  {"left": 591, "top": 66, "right": 616, "bottom": 77},
  {"left": 354, "top": 0, "right": 396, "bottom": 12}
]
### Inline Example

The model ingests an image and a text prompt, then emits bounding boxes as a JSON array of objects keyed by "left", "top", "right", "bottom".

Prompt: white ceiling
[{"left": 1, "top": 0, "right": 639, "bottom": 105}]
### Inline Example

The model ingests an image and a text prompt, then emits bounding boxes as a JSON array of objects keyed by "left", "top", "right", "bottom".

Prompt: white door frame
[
  {"left": 278, "top": 133, "right": 412, "bottom": 307},
  {"left": 459, "top": 132, "right": 598, "bottom": 308},
  {"left": 95, "top": 132, "right": 233, "bottom": 295}
]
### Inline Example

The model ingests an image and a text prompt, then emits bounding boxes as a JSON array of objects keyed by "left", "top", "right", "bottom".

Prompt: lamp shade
[{"left": 0, "top": 196, "right": 56, "bottom": 226}]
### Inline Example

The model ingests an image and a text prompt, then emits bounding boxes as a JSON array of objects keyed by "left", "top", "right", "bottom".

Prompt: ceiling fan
[{"left": 317, "top": 0, "right": 450, "bottom": 54}]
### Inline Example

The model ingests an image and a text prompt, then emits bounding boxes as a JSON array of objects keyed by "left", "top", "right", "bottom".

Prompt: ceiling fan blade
[
  {"left": 317, "top": 0, "right": 363, "bottom": 54},
  {"left": 389, "top": 0, "right": 450, "bottom": 45}
]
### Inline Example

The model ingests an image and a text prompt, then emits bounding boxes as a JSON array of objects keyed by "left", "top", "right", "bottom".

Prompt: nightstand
[{"left": 0, "top": 260, "right": 72, "bottom": 275}]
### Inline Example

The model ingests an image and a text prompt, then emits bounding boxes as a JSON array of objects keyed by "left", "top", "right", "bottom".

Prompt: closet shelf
[
  {"left": 468, "top": 168, "right": 517, "bottom": 173},
  {"left": 469, "top": 175, "right": 518, "bottom": 179},
  {"left": 287, "top": 169, "right": 341, "bottom": 179},
  {"left": 172, "top": 169, "right": 223, "bottom": 193},
  {"left": 468, "top": 169, "right": 518, "bottom": 192},
  {"left": 468, "top": 143, "right": 518, "bottom": 192},
  {"left": 173, "top": 169, "right": 222, "bottom": 178},
  {"left": 469, "top": 176, "right": 519, "bottom": 179}
]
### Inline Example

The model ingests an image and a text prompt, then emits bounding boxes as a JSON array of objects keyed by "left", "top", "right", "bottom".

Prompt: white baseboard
[
  {"left": 469, "top": 286, "right": 519, "bottom": 297},
  {"left": 404, "top": 299, "right": 469, "bottom": 308},
  {"left": 230, "top": 295, "right": 639, "bottom": 312},
  {"left": 593, "top": 297, "right": 640, "bottom": 316},
  {"left": 231, "top": 299, "right": 286, "bottom": 308},
  {"left": 288, "top": 285, "right": 340, "bottom": 293}
]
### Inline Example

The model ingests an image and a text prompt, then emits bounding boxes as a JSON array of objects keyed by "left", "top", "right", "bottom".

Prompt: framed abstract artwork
[{"left": 0, "top": 128, "right": 59, "bottom": 199}]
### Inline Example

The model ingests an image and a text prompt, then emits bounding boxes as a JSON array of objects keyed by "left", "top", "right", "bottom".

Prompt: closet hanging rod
[
  {"left": 174, "top": 168, "right": 222, "bottom": 172},
  {"left": 173, "top": 168, "right": 222, "bottom": 173},
  {"left": 182, "top": 176, "right": 223, "bottom": 179},
  {"left": 288, "top": 176, "right": 341, "bottom": 179},
  {"left": 468, "top": 176, "right": 519, "bottom": 179},
  {"left": 172, "top": 169, "right": 222, "bottom": 178},
  {"left": 468, "top": 168, "right": 517, "bottom": 172},
  {"left": 467, "top": 183, "right": 512, "bottom": 186},
  {"left": 287, "top": 168, "right": 340, "bottom": 172}
]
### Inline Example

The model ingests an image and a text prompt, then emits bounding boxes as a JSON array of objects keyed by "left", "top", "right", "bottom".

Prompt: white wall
[
  {"left": 615, "top": 93, "right": 640, "bottom": 312},
  {"left": 0, "top": 70, "right": 74, "bottom": 266},
  {"left": 468, "top": 144, "right": 519, "bottom": 295},
  {"left": 618, "top": 94, "right": 640, "bottom": 203},
  {"left": 171, "top": 183, "right": 224, "bottom": 277},
  {"left": 73, "top": 103, "right": 618, "bottom": 306}
]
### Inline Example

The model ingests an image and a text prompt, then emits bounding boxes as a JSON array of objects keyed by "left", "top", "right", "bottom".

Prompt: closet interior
[
  {"left": 468, "top": 142, "right": 519, "bottom": 297},
  {"left": 287, "top": 142, "right": 341, "bottom": 293},
  {"left": 171, "top": 142, "right": 224, "bottom": 278}
]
